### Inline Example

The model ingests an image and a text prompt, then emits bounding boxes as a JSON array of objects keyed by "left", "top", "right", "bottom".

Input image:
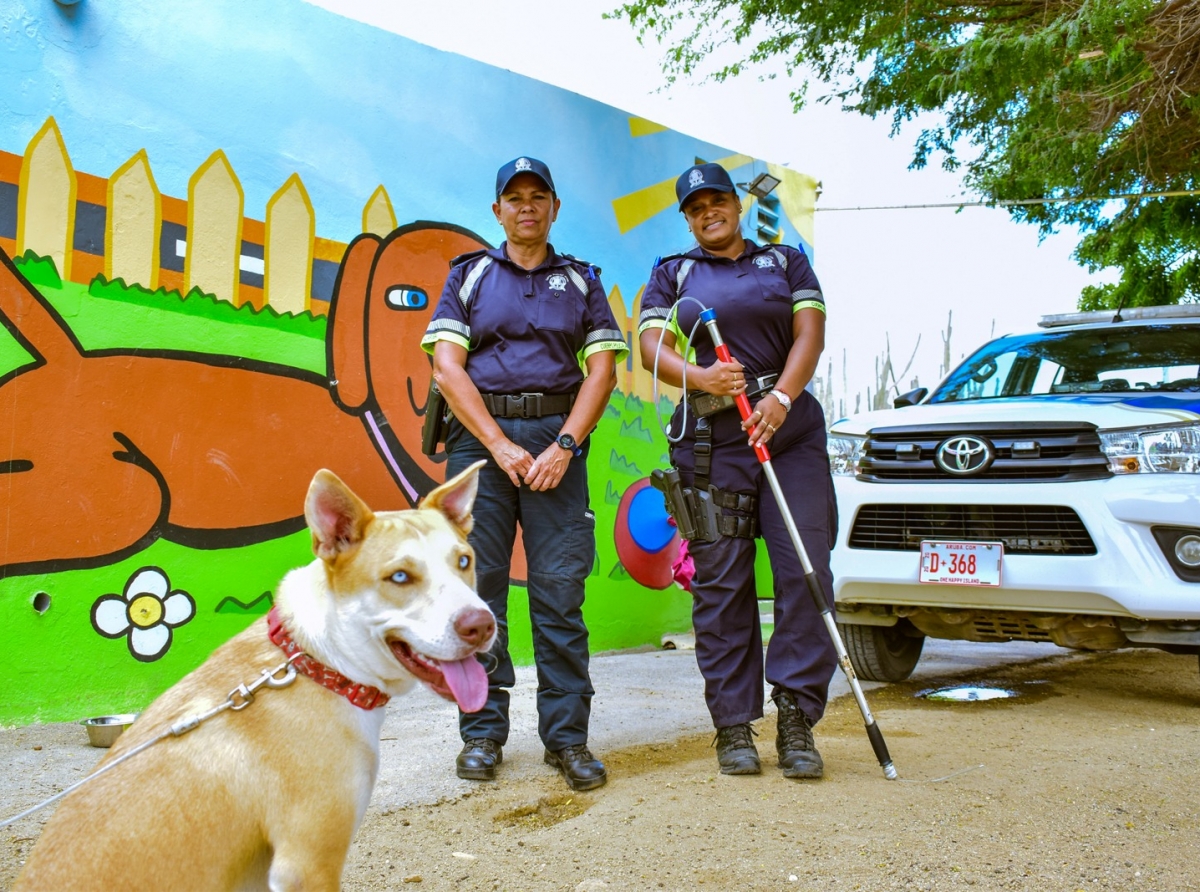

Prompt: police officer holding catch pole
[
  {"left": 422, "top": 156, "right": 627, "bottom": 791},
  {"left": 638, "top": 162, "right": 838, "bottom": 779}
]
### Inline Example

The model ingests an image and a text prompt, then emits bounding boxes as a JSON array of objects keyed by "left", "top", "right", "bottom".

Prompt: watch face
[{"left": 557, "top": 433, "right": 576, "bottom": 450}]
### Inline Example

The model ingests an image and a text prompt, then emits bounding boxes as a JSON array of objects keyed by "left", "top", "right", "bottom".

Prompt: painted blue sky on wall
[{"left": 0, "top": 0, "right": 797, "bottom": 304}]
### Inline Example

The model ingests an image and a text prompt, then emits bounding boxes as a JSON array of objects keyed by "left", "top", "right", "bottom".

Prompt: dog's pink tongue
[{"left": 438, "top": 657, "right": 489, "bottom": 713}]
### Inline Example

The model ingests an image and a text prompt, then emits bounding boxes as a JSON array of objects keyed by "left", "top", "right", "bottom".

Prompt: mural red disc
[{"left": 614, "top": 477, "right": 680, "bottom": 590}]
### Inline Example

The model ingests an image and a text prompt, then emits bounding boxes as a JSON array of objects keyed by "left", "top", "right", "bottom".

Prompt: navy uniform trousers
[
  {"left": 670, "top": 391, "right": 838, "bottom": 728},
  {"left": 446, "top": 413, "right": 596, "bottom": 751}
]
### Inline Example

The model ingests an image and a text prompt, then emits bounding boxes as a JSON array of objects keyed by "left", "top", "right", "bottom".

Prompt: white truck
[{"left": 827, "top": 305, "right": 1200, "bottom": 681}]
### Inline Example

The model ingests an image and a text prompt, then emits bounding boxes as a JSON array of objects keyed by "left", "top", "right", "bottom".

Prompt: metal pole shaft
[
  {"left": 758, "top": 460, "right": 896, "bottom": 779},
  {"left": 699, "top": 307, "right": 897, "bottom": 780}
]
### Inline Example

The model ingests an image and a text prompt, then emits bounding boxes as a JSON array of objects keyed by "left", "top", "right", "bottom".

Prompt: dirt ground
[{"left": 5, "top": 646, "right": 1200, "bottom": 891}]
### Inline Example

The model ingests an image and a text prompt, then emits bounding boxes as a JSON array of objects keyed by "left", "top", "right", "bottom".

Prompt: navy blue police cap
[
  {"left": 675, "top": 162, "right": 736, "bottom": 210},
  {"left": 496, "top": 156, "right": 556, "bottom": 198}
]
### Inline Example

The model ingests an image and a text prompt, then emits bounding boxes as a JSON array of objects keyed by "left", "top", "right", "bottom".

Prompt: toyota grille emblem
[{"left": 934, "top": 435, "right": 995, "bottom": 476}]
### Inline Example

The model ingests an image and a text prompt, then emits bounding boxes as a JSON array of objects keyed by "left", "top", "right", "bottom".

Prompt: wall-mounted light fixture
[{"left": 742, "top": 172, "right": 782, "bottom": 199}]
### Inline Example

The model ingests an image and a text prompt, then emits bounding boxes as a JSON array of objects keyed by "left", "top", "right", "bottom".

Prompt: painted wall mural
[{"left": 0, "top": 0, "right": 818, "bottom": 725}]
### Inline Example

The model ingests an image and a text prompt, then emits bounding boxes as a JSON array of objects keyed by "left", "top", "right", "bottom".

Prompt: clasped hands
[{"left": 490, "top": 439, "right": 570, "bottom": 491}]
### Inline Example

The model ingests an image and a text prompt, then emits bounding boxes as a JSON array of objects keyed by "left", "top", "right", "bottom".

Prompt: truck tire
[{"left": 838, "top": 622, "right": 925, "bottom": 683}]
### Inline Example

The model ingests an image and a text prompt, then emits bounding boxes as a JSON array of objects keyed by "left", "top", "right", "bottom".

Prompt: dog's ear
[
  {"left": 305, "top": 469, "right": 375, "bottom": 562},
  {"left": 420, "top": 459, "right": 485, "bottom": 537}
]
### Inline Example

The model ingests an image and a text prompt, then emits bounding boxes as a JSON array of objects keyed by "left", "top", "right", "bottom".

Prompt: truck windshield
[{"left": 929, "top": 324, "right": 1200, "bottom": 403}]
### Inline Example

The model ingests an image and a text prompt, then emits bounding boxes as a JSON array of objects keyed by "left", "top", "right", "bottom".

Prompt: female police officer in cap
[
  {"left": 637, "top": 162, "right": 837, "bottom": 779},
  {"left": 422, "top": 156, "right": 627, "bottom": 791}
]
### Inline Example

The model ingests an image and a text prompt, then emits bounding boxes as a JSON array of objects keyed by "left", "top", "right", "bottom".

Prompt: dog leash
[{"left": 0, "top": 654, "right": 303, "bottom": 829}]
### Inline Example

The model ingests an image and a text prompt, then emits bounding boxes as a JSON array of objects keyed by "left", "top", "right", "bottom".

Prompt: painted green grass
[
  {"left": 0, "top": 533, "right": 313, "bottom": 725},
  {"left": 88, "top": 275, "right": 326, "bottom": 340},
  {"left": 3, "top": 254, "right": 326, "bottom": 375}
]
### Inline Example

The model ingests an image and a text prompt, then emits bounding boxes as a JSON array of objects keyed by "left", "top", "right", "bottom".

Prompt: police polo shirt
[
  {"left": 422, "top": 243, "right": 628, "bottom": 394},
  {"left": 637, "top": 240, "right": 824, "bottom": 378}
]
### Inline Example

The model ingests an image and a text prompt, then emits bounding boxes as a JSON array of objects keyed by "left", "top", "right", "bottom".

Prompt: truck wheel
[{"left": 838, "top": 622, "right": 925, "bottom": 683}]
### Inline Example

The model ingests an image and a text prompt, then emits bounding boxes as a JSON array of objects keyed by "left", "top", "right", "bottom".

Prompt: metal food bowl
[{"left": 81, "top": 714, "right": 138, "bottom": 748}]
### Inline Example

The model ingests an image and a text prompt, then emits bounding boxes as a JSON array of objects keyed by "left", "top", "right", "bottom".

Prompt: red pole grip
[{"left": 712, "top": 343, "right": 771, "bottom": 463}]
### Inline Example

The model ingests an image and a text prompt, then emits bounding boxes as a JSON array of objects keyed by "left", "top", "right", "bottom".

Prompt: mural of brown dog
[{"left": 0, "top": 222, "right": 489, "bottom": 578}]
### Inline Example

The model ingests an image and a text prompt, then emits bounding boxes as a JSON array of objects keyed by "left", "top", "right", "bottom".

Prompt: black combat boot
[
  {"left": 773, "top": 691, "right": 823, "bottom": 779},
  {"left": 544, "top": 744, "right": 608, "bottom": 791},
  {"left": 456, "top": 738, "right": 503, "bottom": 780},
  {"left": 713, "top": 722, "right": 761, "bottom": 775}
]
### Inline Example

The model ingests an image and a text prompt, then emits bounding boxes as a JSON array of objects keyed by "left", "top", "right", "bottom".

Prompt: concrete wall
[{"left": 0, "top": 0, "right": 818, "bottom": 724}]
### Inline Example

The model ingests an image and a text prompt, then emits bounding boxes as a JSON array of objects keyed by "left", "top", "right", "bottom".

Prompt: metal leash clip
[{"left": 228, "top": 654, "right": 302, "bottom": 711}]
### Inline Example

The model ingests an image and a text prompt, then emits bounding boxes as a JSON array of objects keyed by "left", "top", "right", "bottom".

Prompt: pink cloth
[{"left": 672, "top": 538, "right": 696, "bottom": 592}]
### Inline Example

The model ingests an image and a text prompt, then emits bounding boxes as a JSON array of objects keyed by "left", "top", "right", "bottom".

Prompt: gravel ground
[{"left": 4, "top": 643, "right": 1200, "bottom": 891}]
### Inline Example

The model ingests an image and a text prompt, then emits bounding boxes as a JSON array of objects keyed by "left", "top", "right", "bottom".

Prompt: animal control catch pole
[{"left": 699, "top": 307, "right": 897, "bottom": 780}]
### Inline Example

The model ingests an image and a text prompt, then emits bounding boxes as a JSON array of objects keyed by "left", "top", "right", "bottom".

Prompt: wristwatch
[
  {"left": 555, "top": 433, "right": 582, "bottom": 456},
  {"left": 768, "top": 388, "right": 793, "bottom": 413}
]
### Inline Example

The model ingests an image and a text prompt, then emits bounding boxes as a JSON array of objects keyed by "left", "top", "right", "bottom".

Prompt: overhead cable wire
[{"left": 815, "top": 188, "right": 1200, "bottom": 212}]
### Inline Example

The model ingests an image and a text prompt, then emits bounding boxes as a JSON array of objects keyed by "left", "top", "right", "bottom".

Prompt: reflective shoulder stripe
[
  {"left": 638, "top": 306, "right": 671, "bottom": 328},
  {"left": 565, "top": 265, "right": 589, "bottom": 296},
  {"left": 769, "top": 247, "right": 788, "bottom": 270},
  {"left": 585, "top": 327, "right": 625, "bottom": 347},
  {"left": 427, "top": 318, "right": 471, "bottom": 339},
  {"left": 457, "top": 256, "right": 493, "bottom": 308},
  {"left": 675, "top": 258, "right": 695, "bottom": 295}
]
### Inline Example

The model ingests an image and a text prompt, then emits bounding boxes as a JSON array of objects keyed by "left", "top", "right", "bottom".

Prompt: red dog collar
[{"left": 267, "top": 606, "right": 390, "bottom": 711}]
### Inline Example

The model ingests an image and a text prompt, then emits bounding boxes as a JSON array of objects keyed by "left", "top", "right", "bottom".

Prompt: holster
[
  {"left": 650, "top": 469, "right": 756, "bottom": 543},
  {"left": 421, "top": 380, "right": 450, "bottom": 456},
  {"left": 652, "top": 468, "right": 707, "bottom": 541}
]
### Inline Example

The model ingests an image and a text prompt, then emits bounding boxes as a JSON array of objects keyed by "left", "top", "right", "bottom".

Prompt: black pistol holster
[
  {"left": 651, "top": 417, "right": 759, "bottom": 543},
  {"left": 421, "top": 379, "right": 451, "bottom": 456}
]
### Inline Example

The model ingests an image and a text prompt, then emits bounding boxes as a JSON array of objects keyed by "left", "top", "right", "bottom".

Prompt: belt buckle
[
  {"left": 749, "top": 373, "right": 778, "bottom": 398},
  {"left": 519, "top": 392, "right": 542, "bottom": 418},
  {"left": 501, "top": 394, "right": 523, "bottom": 417}
]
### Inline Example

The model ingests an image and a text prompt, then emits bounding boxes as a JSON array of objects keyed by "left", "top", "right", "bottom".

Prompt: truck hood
[{"left": 829, "top": 392, "right": 1200, "bottom": 436}]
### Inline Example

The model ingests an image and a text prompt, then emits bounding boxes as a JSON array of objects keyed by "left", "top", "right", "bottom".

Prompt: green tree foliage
[{"left": 614, "top": 0, "right": 1200, "bottom": 308}]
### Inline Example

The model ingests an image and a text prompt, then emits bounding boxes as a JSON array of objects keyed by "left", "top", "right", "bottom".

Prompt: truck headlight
[
  {"left": 827, "top": 433, "right": 865, "bottom": 476},
  {"left": 1099, "top": 422, "right": 1200, "bottom": 474}
]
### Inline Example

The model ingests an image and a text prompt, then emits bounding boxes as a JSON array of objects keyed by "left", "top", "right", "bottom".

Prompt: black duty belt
[
  {"left": 480, "top": 391, "right": 577, "bottom": 418},
  {"left": 686, "top": 371, "right": 780, "bottom": 418}
]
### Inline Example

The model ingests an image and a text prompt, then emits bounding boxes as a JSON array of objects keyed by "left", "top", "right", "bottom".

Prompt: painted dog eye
[
  {"left": 458, "top": 555, "right": 470, "bottom": 570},
  {"left": 385, "top": 286, "right": 428, "bottom": 310},
  {"left": 390, "top": 570, "right": 411, "bottom": 585}
]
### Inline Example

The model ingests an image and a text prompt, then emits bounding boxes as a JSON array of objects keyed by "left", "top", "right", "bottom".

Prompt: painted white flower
[{"left": 91, "top": 567, "right": 195, "bottom": 662}]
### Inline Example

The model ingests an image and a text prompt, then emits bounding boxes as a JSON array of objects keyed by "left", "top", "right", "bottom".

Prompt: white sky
[{"left": 309, "top": 0, "right": 1115, "bottom": 415}]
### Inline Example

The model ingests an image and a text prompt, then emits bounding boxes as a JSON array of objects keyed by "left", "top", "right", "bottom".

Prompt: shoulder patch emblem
[
  {"left": 515, "top": 157, "right": 532, "bottom": 172},
  {"left": 688, "top": 168, "right": 704, "bottom": 188},
  {"left": 753, "top": 254, "right": 775, "bottom": 269},
  {"left": 547, "top": 273, "right": 569, "bottom": 292}
]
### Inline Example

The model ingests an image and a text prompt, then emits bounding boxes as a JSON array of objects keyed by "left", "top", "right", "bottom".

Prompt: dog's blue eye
[
  {"left": 385, "top": 286, "right": 428, "bottom": 310},
  {"left": 390, "top": 570, "right": 410, "bottom": 585},
  {"left": 458, "top": 555, "right": 470, "bottom": 570}
]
